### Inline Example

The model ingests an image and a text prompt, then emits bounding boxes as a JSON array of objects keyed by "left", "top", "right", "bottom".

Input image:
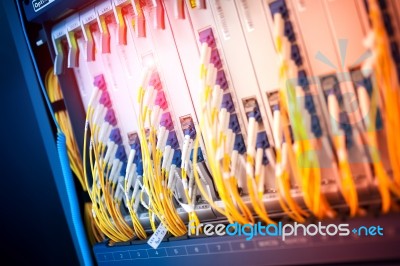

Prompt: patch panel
[
  {"left": 36, "top": 0, "right": 400, "bottom": 263},
  {"left": 186, "top": 0, "right": 274, "bottom": 145}
]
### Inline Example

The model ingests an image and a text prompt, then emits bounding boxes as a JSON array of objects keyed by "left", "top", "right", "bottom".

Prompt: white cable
[
  {"left": 273, "top": 110, "right": 282, "bottom": 146},
  {"left": 328, "top": 94, "right": 340, "bottom": 134},
  {"left": 357, "top": 86, "right": 371, "bottom": 128}
]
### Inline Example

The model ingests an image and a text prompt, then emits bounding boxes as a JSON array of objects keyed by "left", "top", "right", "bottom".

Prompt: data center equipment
[{"left": 6, "top": 0, "right": 400, "bottom": 265}]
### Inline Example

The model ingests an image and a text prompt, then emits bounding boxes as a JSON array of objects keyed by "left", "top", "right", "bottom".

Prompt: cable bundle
[
  {"left": 361, "top": 0, "right": 400, "bottom": 211},
  {"left": 83, "top": 75, "right": 146, "bottom": 243},
  {"left": 193, "top": 43, "right": 257, "bottom": 224},
  {"left": 136, "top": 68, "right": 200, "bottom": 236},
  {"left": 45, "top": 68, "right": 86, "bottom": 190},
  {"left": 272, "top": 13, "right": 335, "bottom": 220}
]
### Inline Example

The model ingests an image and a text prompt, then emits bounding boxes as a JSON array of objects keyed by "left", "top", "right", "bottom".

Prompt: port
[
  {"left": 115, "top": 145, "right": 127, "bottom": 161},
  {"left": 285, "top": 21, "right": 296, "bottom": 43},
  {"left": 94, "top": 74, "right": 106, "bottom": 90},
  {"left": 311, "top": 115, "right": 322, "bottom": 138},
  {"left": 221, "top": 93, "right": 235, "bottom": 113},
  {"left": 100, "top": 91, "right": 112, "bottom": 108},
  {"left": 321, "top": 75, "right": 342, "bottom": 105},
  {"left": 172, "top": 149, "right": 182, "bottom": 166},
  {"left": 304, "top": 94, "right": 316, "bottom": 114},
  {"left": 110, "top": 128, "right": 123, "bottom": 145},
  {"left": 155, "top": 91, "right": 168, "bottom": 110},
  {"left": 216, "top": 70, "right": 228, "bottom": 90},
  {"left": 256, "top": 131, "right": 270, "bottom": 149},
  {"left": 167, "top": 131, "right": 180, "bottom": 150},
  {"left": 291, "top": 44, "right": 302, "bottom": 66},
  {"left": 350, "top": 69, "right": 373, "bottom": 96},
  {"left": 160, "top": 112, "right": 174, "bottom": 131},
  {"left": 199, "top": 28, "right": 216, "bottom": 48},
  {"left": 149, "top": 71, "right": 162, "bottom": 91},
  {"left": 105, "top": 108, "right": 117, "bottom": 126},
  {"left": 243, "top": 97, "right": 262, "bottom": 122},
  {"left": 180, "top": 115, "right": 196, "bottom": 139},
  {"left": 210, "top": 49, "right": 222, "bottom": 69},
  {"left": 234, "top": 134, "right": 246, "bottom": 154},
  {"left": 127, "top": 132, "right": 140, "bottom": 146},
  {"left": 229, "top": 114, "right": 240, "bottom": 134},
  {"left": 297, "top": 70, "right": 308, "bottom": 89},
  {"left": 269, "top": 0, "right": 288, "bottom": 19},
  {"left": 190, "top": 148, "right": 205, "bottom": 163},
  {"left": 266, "top": 91, "right": 280, "bottom": 114},
  {"left": 339, "top": 112, "right": 353, "bottom": 148}
]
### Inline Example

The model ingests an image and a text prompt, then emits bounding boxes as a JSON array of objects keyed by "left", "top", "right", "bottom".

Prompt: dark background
[{"left": 0, "top": 2, "right": 78, "bottom": 265}]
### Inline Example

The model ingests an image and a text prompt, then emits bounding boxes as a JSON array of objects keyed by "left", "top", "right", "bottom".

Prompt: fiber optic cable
[
  {"left": 45, "top": 68, "right": 86, "bottom": 190},
  {"left": 193, "top": 43, "right": 255, "bottom": 225},
  {"left": 327, "top": 94, "right": 359, "bottom": 216},
  {"left": 82, "top": 80, "right": 140, "bottom": 243},
  {"left": 136, "top": 70, "right": 188, "bottom": 236},
  {"left": 273, "top": 13, "right": 334, "bottom": 220},
  {"left": 365, "top": 0, "right": 400, "bottom": 210}
]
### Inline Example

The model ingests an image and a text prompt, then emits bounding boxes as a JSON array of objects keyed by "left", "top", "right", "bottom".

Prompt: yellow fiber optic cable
[
  {"left": 45, "top": 68, "right": 86, "bottom": 190},
  {"left": 273, "top": 13, "right": 334, "bottom": 220},
  {"left": 367, "top": 0, "right": 400, "bottom": 208}
]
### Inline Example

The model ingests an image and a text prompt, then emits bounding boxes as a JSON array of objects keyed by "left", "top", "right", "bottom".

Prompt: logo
[
  {"left": 188, "top": 221, "right": 384, "bottom": 241},
  {"left": 32, "top": 0, "right": 55, "bottom": 13}
]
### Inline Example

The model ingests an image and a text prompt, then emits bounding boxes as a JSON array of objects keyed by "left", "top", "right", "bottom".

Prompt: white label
[
  {"left": 113, "top": 0, "right": 128, "bottom": 6},
  {"left": 32, "top": 0, "right": 55, "bottom": 12},
  {"left": 214, "top": 0, "right": 231, "bottom": 40},
  {"left": 147, "top": 223, "right": 168, "bottom": 249},
  {"left": 52, "top": 23, "right": 66, "bottom": 39},
  {"left": 238, "top": 0, "right": 254, "bottom": 32},
  {"left": 97, "top": 1, "right": 113, "bottom": 15},
  {"left": 81, "top": 9, "right": 97, "bottom": 24},
  {"left": 66, "top": 15, "right": 81, "bottom": 31}
]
